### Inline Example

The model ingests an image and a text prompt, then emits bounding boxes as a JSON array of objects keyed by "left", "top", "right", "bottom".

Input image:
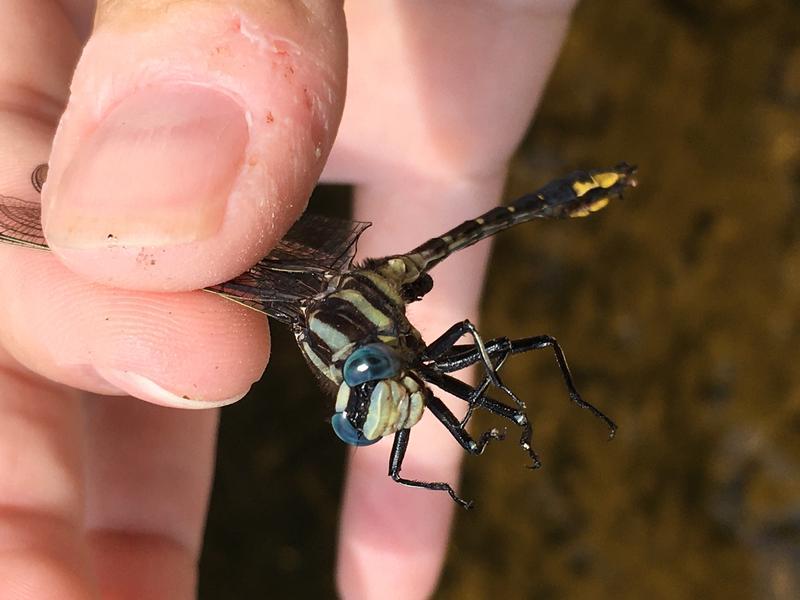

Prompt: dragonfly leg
[
  {"left": 388, "top": 394, "right": 505, "bottom": 509},
  {"left": 433, "top": 337, "right": 515, "bottom": 373},
  {"left": 433, "top": 335, "right": 617, "bottom": 438},
  {"left": 457, "top": 376, "right": 491, "bottom": 429},
  {"left": 426, "top": 320, "right": 480, "bottom": 359},
  {"left": 425, "top": 320, "right": 523, "bottom": 408},
  {"left": 426, "top": 392, "right": 506, "bottom": 456},
  {"left": 424, "top": 368, "right": 541, "bottom": 468},
  {"left": 389, "top": 430, "right": 472, "bottom": 508}
]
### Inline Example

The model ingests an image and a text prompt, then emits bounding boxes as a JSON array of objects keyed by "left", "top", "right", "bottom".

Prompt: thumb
[{"left": 42, "top": 0, "right": 347, "bottom": 291}]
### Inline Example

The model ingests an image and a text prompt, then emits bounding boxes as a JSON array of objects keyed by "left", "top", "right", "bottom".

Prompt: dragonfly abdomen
[{"left": 408, "top": 163, "right": 637, "bottom": 273}]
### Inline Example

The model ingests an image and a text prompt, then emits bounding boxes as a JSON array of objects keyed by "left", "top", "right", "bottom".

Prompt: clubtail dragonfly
[{"left": 0, "top": 162, "right": 637, "bottom": 508}]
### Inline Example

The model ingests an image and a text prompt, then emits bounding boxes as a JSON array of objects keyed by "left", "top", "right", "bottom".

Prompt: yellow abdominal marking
[
  {"left": 571, "top": 197, "right": 610, "bottom": 217},
  {"left": 572, "top": 171, "right": 621, "bottom": 197},
  {"left": 592, "top": 171, "right": 622, "bottom": 188}
]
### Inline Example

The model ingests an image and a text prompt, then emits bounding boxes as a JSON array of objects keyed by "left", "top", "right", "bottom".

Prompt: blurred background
[{"left": 199, "top": 0, "right": 800, "bottom": 597}]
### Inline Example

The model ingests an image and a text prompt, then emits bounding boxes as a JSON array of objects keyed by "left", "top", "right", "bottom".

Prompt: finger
[
  {"left": 0, "top": 4, "right": 270, "bottom": 598},
  {"left": 0, "top": 2, "right": 77, "bottom": 177},
  {"left": 333, "top": 2, "right": 579, "bottom": 598},
  {"left": 337, "top": 175, "right": 500, "bottom": 600},
  {"left": 84, "top": 395, "right": 218, "bottom": 598},
  {"left": 43, "top": 0, "right": 347, "bottom": 291},
  {"left": 0, "top": 4, "right": 92, "bottom": 596},
  {"left": 0, "top": 247, "right": 268, "bottom": 406},
  {"left": 324, "top": 0, "right": 575, "bottom": 185},
  {"left": 0, "top": 350, "right": 93, "bottom": 598}
]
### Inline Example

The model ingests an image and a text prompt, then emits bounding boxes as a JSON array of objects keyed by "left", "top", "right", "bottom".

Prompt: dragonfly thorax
[{"left": 295, "top": 265, "right": 425, "bottom": 388}]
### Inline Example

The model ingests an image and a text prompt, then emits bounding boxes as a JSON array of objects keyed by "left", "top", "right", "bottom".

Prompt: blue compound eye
[
  {"left": 331, "top": 412, "right": 379, "bottom": 446},
  {"left": 343, "top": 344, "right": 402, "bottom": 386}
]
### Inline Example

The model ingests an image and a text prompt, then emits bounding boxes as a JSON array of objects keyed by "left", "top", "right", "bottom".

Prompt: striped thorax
[{"left": 295, "top": 262, "right": 430, "bottom": 445}]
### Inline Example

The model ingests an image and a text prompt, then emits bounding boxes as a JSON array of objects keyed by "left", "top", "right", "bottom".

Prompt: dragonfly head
[{"left": 332, "top": 343, "right": 426, "bottom": 446}]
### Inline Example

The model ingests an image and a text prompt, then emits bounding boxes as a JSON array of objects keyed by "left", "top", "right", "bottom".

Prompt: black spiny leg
[
  {"left": 425, "top": 320, "right": 524, "bottom": 409},
  {"left": 420, "top": 366, "right": 541, "bottom": 468},
  {"left": 388, "top": 393, "right": 504, "bottom": 509},
  {"left": 457, "top": 376, "right": 491, "bottom": 428},
  {"left": 433, "top": 335, "right": 617, "bottom": 438}
]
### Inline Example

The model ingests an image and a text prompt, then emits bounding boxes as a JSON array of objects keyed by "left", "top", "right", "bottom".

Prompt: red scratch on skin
[
  {"left": 229, "top": 16, "right": 242, "bottom": 32},
  {"left": 272, "top": 40, "right": 291, "bottom": 56},
  {"left": 265, "top": 111, "right": 274, "bottom": 124},
  {"left": 271, "top": 40, "right": 296, "bottom": 81},
  {"left": 247, "top": 155, "right": 259, "bottom": 166}
]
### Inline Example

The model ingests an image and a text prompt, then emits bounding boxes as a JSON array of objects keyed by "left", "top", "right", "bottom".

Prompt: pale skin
[{"left": 0, "top": 1, "right": 577, "bottom": 598}]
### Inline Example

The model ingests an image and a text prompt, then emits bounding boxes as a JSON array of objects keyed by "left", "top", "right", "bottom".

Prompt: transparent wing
[
  {"left": 207, "top": 214, "right": 371, "bottom": 324},
  {"left": 0, "top": 167, "right": 371, "bottom": 325},
  {"left": 0, "top": 196, "right": 47, "bottom": 250},
  {"left": 272, "top": 213, "right": 371, "bottom": 272}
]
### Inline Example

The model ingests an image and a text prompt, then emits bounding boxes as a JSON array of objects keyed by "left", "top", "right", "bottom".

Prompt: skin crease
[{"left": 0, "top": 1, "right": 576, "bottom": 599}]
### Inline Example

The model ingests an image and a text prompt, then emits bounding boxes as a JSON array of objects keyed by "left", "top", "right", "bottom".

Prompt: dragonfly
[{"left": 0, "top": 162, "right": 637, "bottom": 508}]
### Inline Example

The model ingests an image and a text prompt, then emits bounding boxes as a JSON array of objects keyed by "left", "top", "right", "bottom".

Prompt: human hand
[{"left": 0, "top": 1, "right": 577, "bottom": 598}]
